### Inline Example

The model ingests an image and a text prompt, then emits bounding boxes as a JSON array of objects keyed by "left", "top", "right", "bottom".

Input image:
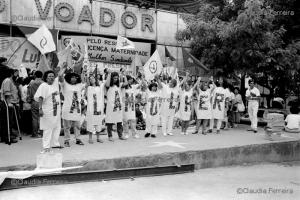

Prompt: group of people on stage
[{"left": 1, "top": 59, "right": 262, "bottom": 153}]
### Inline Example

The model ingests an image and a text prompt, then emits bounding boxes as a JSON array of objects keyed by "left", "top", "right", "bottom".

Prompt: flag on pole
[
  {"left": 27, "top": 24, "right": 56, "bottom": 55},
  {"left": 57, "top": 46, "right": 73, "bottom": 70},
  {"left": 116, "top": 35, "right": 135, "bottom": 50},
  {"left": 68, "top": 38, "right": 82, "bottom": 54},
  {"left": 182, "top": 48, "right": 208, "bottom": 74},
  {"left": 37, "top": 54, "right": 51, "bottom": 73},
  {"left": 67, "top": 38, "right": 84, "bottom": 73},
  {"left": 130, "top": 54, "right": 142, "bottom": 77},
  {"left": 165, "top": 46, "right": 176, "bottom": 61},
  {"left": 82, "top": 44, "right": 90, "bottom": 82},
  {"left": 143, "top": 50, "right": 163, "bottom": 81}
]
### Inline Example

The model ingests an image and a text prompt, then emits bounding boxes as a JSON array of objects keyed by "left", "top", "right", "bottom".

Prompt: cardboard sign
[{"left": 61, "top": 35, "right": 151, "bottom": 65}]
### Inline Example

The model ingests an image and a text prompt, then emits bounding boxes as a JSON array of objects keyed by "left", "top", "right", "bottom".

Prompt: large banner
[
  {"left": 0, "top": 37, "right": 40, "bottom": 69},
  {"left": 61, "top": 35, "right": 151, "bottom": 65},
  {"left": 90, "top": 62, "right": 133, "bottom": 75}
]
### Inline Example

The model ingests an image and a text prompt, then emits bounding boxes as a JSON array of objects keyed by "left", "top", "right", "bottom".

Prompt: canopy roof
[{"left": 111, "top": 0, "right": 223, "bottom": 14}]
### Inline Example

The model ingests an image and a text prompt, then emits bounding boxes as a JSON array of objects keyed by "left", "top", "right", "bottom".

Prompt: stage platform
[{"left": 0, "top": 125, "right": 299, "bottom": 173}]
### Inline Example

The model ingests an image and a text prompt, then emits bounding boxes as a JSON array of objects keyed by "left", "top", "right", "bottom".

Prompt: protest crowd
[
  {"left": 1, "top": 25, "right": 298, "bottom": 154},
  {"left": 0, "top": 54, "right": 263, "bottom": 153}
]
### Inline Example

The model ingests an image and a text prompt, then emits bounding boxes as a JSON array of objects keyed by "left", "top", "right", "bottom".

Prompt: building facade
[{"left": 0, "top": 0, "right": 193, "bottom": 72}]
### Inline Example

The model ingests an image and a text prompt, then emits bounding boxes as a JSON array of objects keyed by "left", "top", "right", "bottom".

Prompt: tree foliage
[{"left": 176, "top": 0, "right": 300, "bottom": 99}]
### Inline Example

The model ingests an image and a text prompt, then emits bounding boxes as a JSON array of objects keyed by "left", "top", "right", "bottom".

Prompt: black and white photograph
[{"left": 0, "top": 0, "right": 299, "bottom": 199}]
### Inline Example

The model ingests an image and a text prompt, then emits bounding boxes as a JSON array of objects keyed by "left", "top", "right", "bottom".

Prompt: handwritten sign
[{"left": 61, "top": 36, "right": 151, "bottom": 65}]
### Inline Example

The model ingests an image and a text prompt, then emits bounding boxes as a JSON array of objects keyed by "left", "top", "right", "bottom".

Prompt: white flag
[
  {"left": 143, "top": 50, "right": 163, "bottom": 81},
  {"left": 57, "top": 46, "right": 72, "bottom": 69},
  {"left": 37, "top": 54, "right": 51, "bottom": 73},
  {"left": 116, "top": 35, "right": 135, "bottom": 50},
  {"left": 18, "top": 65, "right": 28, "bottom": 78},
  {"left": 27, "top": 24, "right": 56, "bottom": 54}
]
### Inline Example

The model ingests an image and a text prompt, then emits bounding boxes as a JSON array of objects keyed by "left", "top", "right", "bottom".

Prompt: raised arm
[
  {"left": 155, "top": 74, "right": 163, "bottom": 89},
  {"left": 120, "top": 71, "right": 128, "bottom": 88},
  {"left": 105, "top": 70, "right": 111, "bottom": 88},
  {"left": 192, "top": 77, "right": 201, "bottom": 91},
  {"left": 58, "top": 63, "right": 67, "bottom": 83}
]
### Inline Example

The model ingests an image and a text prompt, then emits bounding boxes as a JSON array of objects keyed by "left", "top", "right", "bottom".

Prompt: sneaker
[
  {"left": 216, "top": 130, "right": 220, "bottom": 134},
  {"left": 97, "top": 139, "right": 104, "bottom": 143},
  {"left": 192, "top": 131, "right": 198, "bottom": 134},
  {"left": 184, "top": 132, "right": 188, "bottom": 135},
  {"left": 124, "top": 134, "right": 130, "bottom": 139},
  {"left": 108, "top": 137, "right": 114, "bottom": 142},
  {"left": 180, "top": 132, "right": 185, "bottom": 135},
  {"left": 52, "top": 145, "right": 64, "bottom": 149},
  {"left": 163, "top": 133, "right": 167, "bottom": 136},
  {"left": 119, "top": 136, "right": 127, "bottom": 140},
  {"left": 76, "top": 140, "right": 84, "bottom": 145},
  {"left": 167, "top": 133, "right": 173, "bottom": 136},
  {"left": 31, "top": 134, "right": 41, "bottom": 138},
  {"left": 207, "top": 129, "right": 212, "bottom": 133},
  {"left": 40, "top": 149, "right": 47, "bottom": 154},
  {"left": 48, "top": 148, "right": 54, "bottom": 154},
  {"left": 202, "top": 131, "right": 207, "bottom": 135},
  {"left": 133, "top": 134, "right": 140, "bottom": 139},
  {"left": 64, "top": 141, "right": 70, "bottom": 147},
  {"left": 145, "top": 133, "right": 151, "bottom": 138},
  {"left": 40, "top": 148, "right": 50, "bottom": 154},
  {"left": 247, "top": 128, "right": 254, "bottom": 131},
  {"left": 253, "top": 129, "right": 257, "bottom": 133},
  {"left": 150, "top": 134, "right": 156, "bottom": 138}
]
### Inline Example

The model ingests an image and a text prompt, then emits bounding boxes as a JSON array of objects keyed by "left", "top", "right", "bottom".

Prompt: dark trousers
[
  {"left": 21, "top": 110, "right": 32, "bottom": 135},
  {"left": 106, "top": 122, "right": 123, "bottom": 138},
  {"left": 0, "top": 101, "right": 18, "bottom": 143},
  {"left": 181, "top": 120, "right": 190, "bottom": 132},
  {"left": 31, "top": 101, "right": 40, "bottom": 136}
]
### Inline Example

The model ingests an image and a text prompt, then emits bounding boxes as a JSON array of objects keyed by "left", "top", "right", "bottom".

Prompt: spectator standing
[{"left": 27, "top": 70, "right": 44, "bottom": 137}]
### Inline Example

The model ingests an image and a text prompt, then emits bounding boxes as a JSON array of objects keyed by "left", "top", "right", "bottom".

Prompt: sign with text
[
  {"left": 0, "top": 37, "right": 41, "bottom": 69},
  {"left": 61, "top": 35, "right": 151, "bottom": 65},
  {"left": 0, "top": 0, "right": 156, "bottom": 40}
]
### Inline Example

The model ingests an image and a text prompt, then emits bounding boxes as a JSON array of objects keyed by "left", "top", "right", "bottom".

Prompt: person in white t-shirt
[
  {"left": 208, "top": 78, "right": 229, "bottom": 134},
  {"left": 285, "top": 106, "right": 300, "bottom": 133},
  {"left": 122, "top": 75, "right": 142, "bottom": 139},
  {"left": 60, "top": 71, "right": 85, "bottom": 147},
  {"left": 193, "top": 77, "right": 214, "bottom": 135},
  {"left": 105, "top": 70, "right": 127, "bottom": 142},
  {"left": 160, "top": 79, "right": 180, "bottom": 136},
  {"left": 144, "top": 76, "right": 163, "bottom": 138},
  {"left": 85, "top": 75, "right": 105, "bottom": 143},
  {"left": 34, "top": 70, "right": 62, "bottom": 153},
  {"left": 245, "top": 79, "right": 260, "bottom": 133},
  {"left": 179, "top": 77, "right": 201, "bottom": 135}
]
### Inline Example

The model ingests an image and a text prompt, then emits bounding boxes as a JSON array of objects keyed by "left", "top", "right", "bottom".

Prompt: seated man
[{"left": 285, "top": 106, "right": 300, "bottom": 133}]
